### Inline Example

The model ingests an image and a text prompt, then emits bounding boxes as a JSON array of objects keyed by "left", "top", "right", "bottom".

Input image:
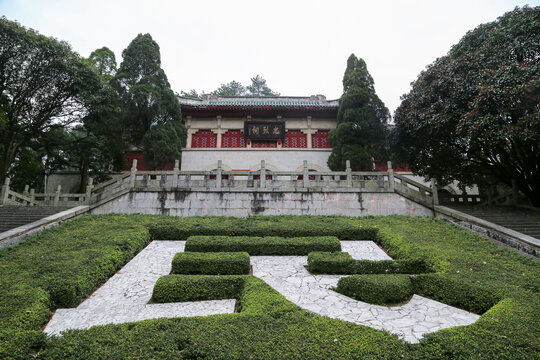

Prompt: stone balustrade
[{"left": 1, "top": 159, "right": 471, "bottom": 209}]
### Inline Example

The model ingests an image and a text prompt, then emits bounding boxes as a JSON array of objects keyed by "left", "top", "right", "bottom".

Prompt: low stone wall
[{"left": 90, "top": 190, "right": 433, "bottom": 217}]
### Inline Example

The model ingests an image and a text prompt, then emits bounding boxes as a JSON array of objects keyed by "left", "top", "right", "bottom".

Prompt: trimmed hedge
[
  {"left": 410, "top": 274, "right": 500, "bottom": 314},
  {"left": 238, "top": 276, "right": 299, "bottom": 316},
  {"left": 307, "top": 252, "right": 431, "bottom": 274},
  {"left": 149, "top": 216, "right": 378, "bottom": 240},
  {"left": 152, "top": 275, "right": 245, "bottom": 302},
  {"left": 172, "top": 252, "right": 250, "bottom": 275},
  {"left": 152, "top": 274, "right": 298, "bottom": 316},
  {"left": 185, "top": 236, "right": 341, "bottom": 255},
  {"left": 336, "top": 274, "right": 413, "bottom": 305}
]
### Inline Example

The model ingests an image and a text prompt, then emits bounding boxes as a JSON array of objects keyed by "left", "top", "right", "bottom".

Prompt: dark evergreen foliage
[
  {"left": 328, "top": 54, "right": 389, "bottom": 171},
  {"left": 114, "top": 33, "right": 186, "bottom": 170}
]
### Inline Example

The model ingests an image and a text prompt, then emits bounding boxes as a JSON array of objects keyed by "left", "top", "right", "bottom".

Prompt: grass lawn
[{"left": 0, "top": 214, "right": 538, "bottom": 359}]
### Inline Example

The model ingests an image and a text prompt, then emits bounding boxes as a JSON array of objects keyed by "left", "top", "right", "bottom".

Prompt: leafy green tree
[
  {"left": 208, "top": 75, "right": 279, "bottom": 97},
  {"left": 114, "top": 33, "right": 186, "bottom": 169},
  {"left": 328, "top": 54, "right": 389, "bottom": 171},
  {"left": 391, "top": 6, "right": 540, "bottom": 206},
  {"left": 0, "top": 17, "right": 102, "bottom": 184},
  {"left": 7, "top": 147, "right": 44, "bottom": 192},
  {"left": 179, "top": 89, "right": 202, "bottom": 99},
  {"left": 212, "top": 80, "right": 247, "bottom": 96},
  {"left": 247, "top": 75, "right": 280, "bottom": 96}
]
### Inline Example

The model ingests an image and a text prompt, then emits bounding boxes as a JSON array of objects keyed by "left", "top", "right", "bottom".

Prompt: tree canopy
[
  {"left": 0, "top": 17, "right": 103, "bottom": 185},
  {"left": 88, "top": 47, "right": 117, "bottom": 80},
  {"left": 114, "top": 33, "right": 186, "bottom": 169},
  {"left": 327, "top": 54, "right": 389, "bottom": 171},
  {"left": 213, "top": 80, "right": 247, "bottom": 96},
  {"left": 181, "top": 75, "right": 280, "bottom": 98},
  {"left": 246, "top": 75, "right": 280, "bottom": 96},
  {"left": 391, "top": 6, "right": 540, "bottom": 206}
]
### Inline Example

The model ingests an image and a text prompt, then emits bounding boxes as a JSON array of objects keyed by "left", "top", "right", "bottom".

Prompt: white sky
[{"left": 1, "top": 0, "right": 537, "bottom": 116}]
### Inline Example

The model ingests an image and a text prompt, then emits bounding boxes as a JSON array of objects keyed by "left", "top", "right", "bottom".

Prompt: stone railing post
[
  {"left": 172, "top": 160, "right": 179, "bottom": 188},
  {"left": 431, "top": 179, "right": 439, "bottom": 206},
  {"left": 303, "top": 160, "right": 309, "bottom": 188},
  {"left": 30, "top": 189, "right": 35, "bottom": 205},
  {"left": 54, "top": 185, "right": 61, "bottom": 206},
  {"left": 387, "top": 161, "right": 395, "bottom": 191},
  {"left": 216, "top": 160, "right": 223, "bottom": 189},
  {"left": 129, "top": 159, "right": 137, "bottom": 188},
  {"left": 260, "top": 160, "right": 266, "bottom": 188},
  {"left": 23, "top": 185, "right": 29, "bottom": 205},
  {"left": 346, "top": 160, "right": 352, "bottom": 188},
  {"left": 0, "top": 178, "right": 10, "bottom": 205},
  {"left": 86, "top": 178, "right": 94, "bottom": 205}
]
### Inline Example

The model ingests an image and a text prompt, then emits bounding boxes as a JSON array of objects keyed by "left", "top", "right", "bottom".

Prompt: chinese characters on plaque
[{"left": 245, "top": 122, "right": 285, "bottom": 140}]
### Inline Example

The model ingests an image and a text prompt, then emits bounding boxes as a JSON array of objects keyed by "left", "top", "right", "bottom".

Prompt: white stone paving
[{"left": 45, "top": 240, "right": 480, "bottom": 343}]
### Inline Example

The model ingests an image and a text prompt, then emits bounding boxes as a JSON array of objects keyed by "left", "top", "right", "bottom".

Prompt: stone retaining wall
[{"left": 90, "top": 190, "right": 433, "bottom": 217}]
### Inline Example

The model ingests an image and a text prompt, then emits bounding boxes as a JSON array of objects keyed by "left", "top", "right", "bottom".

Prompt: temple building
[{"left": 179, "top": 94, "right": 339, "bottom": 172}]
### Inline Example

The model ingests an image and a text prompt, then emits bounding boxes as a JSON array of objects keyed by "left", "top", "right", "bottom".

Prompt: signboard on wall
[{"left": 244, "top": 121, "right": 285, "bottom": 140}]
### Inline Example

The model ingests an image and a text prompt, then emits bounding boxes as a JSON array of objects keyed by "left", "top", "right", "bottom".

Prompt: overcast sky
[{"left": 1, "top": 0, "right": 537, "bottom": 116}]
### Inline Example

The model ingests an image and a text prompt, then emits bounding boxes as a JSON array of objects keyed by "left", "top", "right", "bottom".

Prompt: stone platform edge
[
  {"left": 0, "top": 205, "right": 90, "bottom": 249},
  {"left": 434, "top": 205, "right": 540, "bottom": 258}
]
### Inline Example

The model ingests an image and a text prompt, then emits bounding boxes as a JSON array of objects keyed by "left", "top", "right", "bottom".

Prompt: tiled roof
[{"left": 178, "top": 95, "right": 339, "bottom": 108}]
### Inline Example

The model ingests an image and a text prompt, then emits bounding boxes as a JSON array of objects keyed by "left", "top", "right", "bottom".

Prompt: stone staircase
[
  {"left": 0, "top": 205, "right": 74, "bottom": 233},
  {"left": 446, "top": 205, "right": 540, "bottom": 240}
]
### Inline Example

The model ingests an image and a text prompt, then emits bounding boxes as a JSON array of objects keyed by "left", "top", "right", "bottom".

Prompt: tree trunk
[
  {"left": 79, "top": 161, "right": 89, "bottom": 193},
  {"left": 517, "top": 181, "right": 540, "bottom": 208},
  {"left": 0, "top": 140, "right": 19, "bottom": 185}
]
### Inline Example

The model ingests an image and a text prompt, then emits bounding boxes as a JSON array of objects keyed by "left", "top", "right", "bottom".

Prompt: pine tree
[
  {"left": 114, "top": 34, "right": 186, "bottom": 169},
  {"left": 328, "top": 54, "right": 389, "bottom": 171}
]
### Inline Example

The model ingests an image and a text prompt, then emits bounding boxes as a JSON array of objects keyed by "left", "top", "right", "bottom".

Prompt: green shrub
[
  {"left": 149, "top": 216, "right": 378, "bottom": 240},
  {"left": 238, "top": 276, "right": 298, "bottom": 316},
  {"left": 172, "top": 252, "right": 250, "bottom": 275},
  {"left": 0, "top": 329, "right": 46, "bottom": 360},
  {"left": 307, "top": 251, "right": 355, "bottom": 274},
  {"left": 152, "top": 275, "right": 245, "bottom": 302},
  {"left": 336, "top": 274, "right": 413, "bottom": 305},
  {"left": 307, "top": 252, "right": 431, "bottom": 274},
  {"left": 185, "top": 236, "right": 341, "bottom": 255},
  {"left": 0, "top": 284, "right": 50, "bottom": 330}
]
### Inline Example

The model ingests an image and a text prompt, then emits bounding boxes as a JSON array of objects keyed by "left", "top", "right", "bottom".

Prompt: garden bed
[{"left": 0, "top": 214, "right": 538, "bottom": 359}]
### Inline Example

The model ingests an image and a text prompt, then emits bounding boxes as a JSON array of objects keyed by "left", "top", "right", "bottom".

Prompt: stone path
[
  {"left": 45, "top": 241, "right": 480, "bottom": 343},
  {"left": 44, "top": 241, "right": 235, "bottom": 335}
]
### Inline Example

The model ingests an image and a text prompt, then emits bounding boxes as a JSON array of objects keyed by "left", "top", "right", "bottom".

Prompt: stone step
[
  {"left": 446, "top": 205, "right": 540, "bottom": 240},
  {"left": 0, "top": 205, "right": 74, "bottom": 233}
]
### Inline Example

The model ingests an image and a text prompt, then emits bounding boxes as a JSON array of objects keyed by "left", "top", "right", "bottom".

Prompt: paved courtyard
[{"left": 45, "top": 240, "right": 480, "bottom": 343}]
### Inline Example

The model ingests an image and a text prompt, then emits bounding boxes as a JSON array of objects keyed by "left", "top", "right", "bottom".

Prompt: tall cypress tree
[
  {"left": 328, "top": 54, "right": 389, "bottom": 171},
  {"left": 114, "top": 33, "right": 186, "bottom": 169}
]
